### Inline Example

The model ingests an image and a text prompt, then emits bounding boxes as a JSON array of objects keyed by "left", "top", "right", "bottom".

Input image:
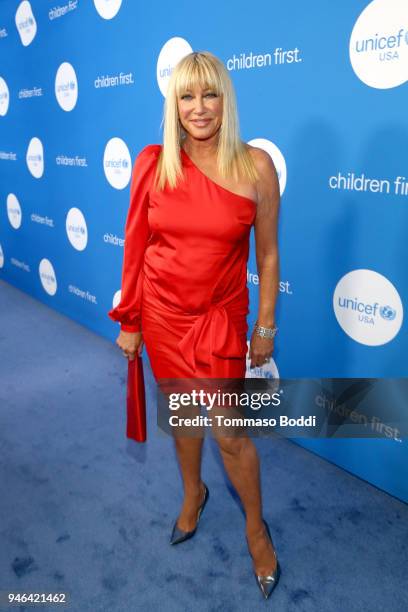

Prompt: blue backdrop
[{"left": 1, "top": 0, "right": 407, "bottom": 502}]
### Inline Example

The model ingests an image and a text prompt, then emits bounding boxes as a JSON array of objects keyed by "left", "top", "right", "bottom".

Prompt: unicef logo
[
  {"left": 333, "top": 269, "right": 403, "bottom": 346},
  {"left": 15, "top": 1, "right": 37, "bottom": 47},
  {"left": 55, "top": 62, "right": 78, "bottom": 111},
  {"left": 7, "top": 194, "right": 22, "bottom": 229},
  {"left": 39, "top": 258, "right": 57, "bottom": 296},
  {"left": 0, "top": 77, "right": 10, "bottom": 116},
  {"left": 103, "top": 137, "right": 132, "bottom": 189},
  {"left": 157, "top": 37, "right": 193, "bottom": 97},
  {"left": 26, "top": 137, "right": 44, "bottom": 178},
  {"left": 247, "top": 138, "right": 287, "bottom": 195},
  {"left": 66, "top": 207, "right": 88, "bottom": 251},
  {"left": 93, "top": 0, "right": 122, "bottom": 20},
  {"left": 380, "top": 305, "right": 396, "bottom": 321},
  {"left": 350, "top": 0, "right": 408, "bottom": 89}
]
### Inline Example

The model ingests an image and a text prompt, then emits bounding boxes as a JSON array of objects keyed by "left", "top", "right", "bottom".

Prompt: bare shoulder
[
  {"left": 245, "top": 144, "right": 269, "bottom": 164},
  {"left": 244, "top": 144, "right": 279, "bottom": 200}
]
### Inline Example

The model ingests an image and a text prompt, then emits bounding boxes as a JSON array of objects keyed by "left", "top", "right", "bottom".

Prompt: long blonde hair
[{"left": 153, "top": 50, "right": 259, "bottom": 191}]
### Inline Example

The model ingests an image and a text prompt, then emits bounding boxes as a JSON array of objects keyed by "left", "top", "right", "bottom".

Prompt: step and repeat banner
[{"left": 0, "top": 1, "right": 407, "bottom": 501}]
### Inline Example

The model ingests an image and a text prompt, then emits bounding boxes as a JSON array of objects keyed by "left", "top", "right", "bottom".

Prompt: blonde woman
[{"left": 109, "top": 51, "right": 281, "bottom": 600}]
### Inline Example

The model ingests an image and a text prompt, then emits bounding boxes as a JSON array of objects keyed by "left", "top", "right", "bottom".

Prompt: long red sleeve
[{"left": 108, "top": 144, "right": 160, "bottom": 332}]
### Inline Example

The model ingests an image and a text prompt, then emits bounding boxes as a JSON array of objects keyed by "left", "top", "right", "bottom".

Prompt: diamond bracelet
[{"left": 254, "top": 322, "right": 278, "bottom": 339}]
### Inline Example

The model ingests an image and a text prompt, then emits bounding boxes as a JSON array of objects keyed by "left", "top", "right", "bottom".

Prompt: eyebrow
[{"left": 183, "top": 87, "right": 213, "bottom": 93}]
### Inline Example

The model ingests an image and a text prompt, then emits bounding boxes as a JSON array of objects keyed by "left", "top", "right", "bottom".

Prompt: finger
[
  {"left": 128, "top": 353, "right": 136, "bottom": 361},
  {"left": 252, "top": 358, "right": 269, "bottom": 368}
]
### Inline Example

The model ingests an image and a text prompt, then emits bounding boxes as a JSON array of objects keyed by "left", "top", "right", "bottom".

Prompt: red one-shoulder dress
[{"left": 108, "top": 144, "right": 256, "bottom": 440}]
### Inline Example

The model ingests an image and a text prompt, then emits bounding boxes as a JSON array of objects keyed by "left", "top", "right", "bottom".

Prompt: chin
[{"left": 191, "top": 128, "right": 218, "bottom": 139}]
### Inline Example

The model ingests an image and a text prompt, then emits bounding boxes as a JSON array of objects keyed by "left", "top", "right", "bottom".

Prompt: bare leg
[
  {"left": 215, "top": 435, "right": 277, "bottom": 575},
  {"left": 173, "top": 436, "right": 206, "bottom": 531},
  {"left": 170, "top": 396, "right": 206, "bottom": 531}
]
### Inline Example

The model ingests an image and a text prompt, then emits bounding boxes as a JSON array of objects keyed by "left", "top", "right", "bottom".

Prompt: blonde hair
[{"left": 153, "top": 50, "right": 259, "bottom": 191}]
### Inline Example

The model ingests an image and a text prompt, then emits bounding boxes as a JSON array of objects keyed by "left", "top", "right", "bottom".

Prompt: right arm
[{"left": 108, "top": 145, "right": 159, "bottom": 359}]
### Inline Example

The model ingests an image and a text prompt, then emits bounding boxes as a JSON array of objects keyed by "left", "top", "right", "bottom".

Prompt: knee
[{"left": 216, "top": 436, "right": 249, "bottom": 457}]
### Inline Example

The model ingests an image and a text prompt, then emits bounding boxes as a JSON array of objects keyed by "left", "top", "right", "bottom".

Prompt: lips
[{"left": 191, "top": 120, "right": 210, "bottom": 126}]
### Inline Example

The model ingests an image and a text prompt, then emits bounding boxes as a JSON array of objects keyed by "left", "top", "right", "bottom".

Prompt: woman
[{"left": 108, "top": 51, "right": 280, "bottom": 600}]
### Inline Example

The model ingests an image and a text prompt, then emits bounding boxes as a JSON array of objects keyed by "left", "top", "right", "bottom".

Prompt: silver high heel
[
  {"left": 246, "top": 518, "right": 281, "bottom": 599},
  {"left": 170, "top": 482, "right": 209, "bottom": 545}
]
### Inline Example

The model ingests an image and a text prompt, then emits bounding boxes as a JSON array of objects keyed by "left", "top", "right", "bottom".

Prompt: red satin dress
[{"left": 108, "top": 144, "right": 256, "bottom": 441}]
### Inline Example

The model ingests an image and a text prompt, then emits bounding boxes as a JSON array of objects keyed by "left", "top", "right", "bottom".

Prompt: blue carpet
[{"left": 0, "top": 279, "right": 407, "bottom": 612}]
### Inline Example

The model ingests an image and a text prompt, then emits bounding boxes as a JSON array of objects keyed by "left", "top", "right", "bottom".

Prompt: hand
[
  {"left": 115, "top": 330, "right": 144, "bottom": 361},
  {"left": 249, "top": 329, "right": 274, "bottom": 368}
]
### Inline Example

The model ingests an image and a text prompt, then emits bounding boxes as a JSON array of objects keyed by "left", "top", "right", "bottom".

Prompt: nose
[{"left": 193, "top": 96, "right": 206, "bottom": 114}]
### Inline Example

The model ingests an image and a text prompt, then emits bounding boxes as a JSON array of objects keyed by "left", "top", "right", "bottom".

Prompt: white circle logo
[
  {"left": 66, "top": 207, "right": 88, "bottom": 251},
  {"left": 0, "top": 243, "right": 4, "bottom": 268},
  {"left": 7, "top": 194, "right": 22, "bottom": 229},
  {"left": 26, "top": 137, "right": 44, "bottom": 178},
  {"left": 112, "top": 289, "right": 121, "bottom": 309},
  {"left": 248, "top": 138, "right": 287, "bottom": 195},
  {"left": 39, "top": 258, "right": 57, "bottom": 296},
  {"left": 0, "top": 77, "right": 10, "bottom": 116},
  {"left": 55, "top": 62, "right": 78, "bottom": 111},
  {"left": 15, "top": 1, "right": 37, "bottom": 47},
  {"left": 333, "top": 269, "right": 403, "bottom": 346},
  {"left": 93, "top": 0, "right": 122, "bottom": 20},
  {"left": 157, "top": 37, "right": 193, "bottom": 97},
  {"left": 103, "top": 137, "right": 131, "bottom": 189},
  {"left": 350, "top": 0, "right": 408, "bottom": 89}
]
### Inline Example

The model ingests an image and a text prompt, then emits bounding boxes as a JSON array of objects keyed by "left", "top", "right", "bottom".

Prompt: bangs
[{"left": 175, "top": 54, "right": 223, "bottom": 97}]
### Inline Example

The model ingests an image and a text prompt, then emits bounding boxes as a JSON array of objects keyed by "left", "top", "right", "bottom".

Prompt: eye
[
  {"left": 205, "top": 92, "right": 217, "bottom": 98},
  {"left": 180, "top": 94, "right": 192, "bottom": 100}
]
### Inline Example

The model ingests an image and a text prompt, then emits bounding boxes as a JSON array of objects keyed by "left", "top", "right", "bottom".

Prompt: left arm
[{"left": 249, "top": 148, "right": 280, "bottom": 368}]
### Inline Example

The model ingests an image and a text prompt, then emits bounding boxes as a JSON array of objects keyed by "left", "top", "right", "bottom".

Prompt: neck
[{"left": 182, "top": 133, "right": 220, "bottom": 159}]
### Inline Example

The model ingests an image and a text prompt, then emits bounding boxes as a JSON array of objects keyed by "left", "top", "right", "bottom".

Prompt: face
[{"left": 177, "top": 84, "right": 223, "bottom": 141}]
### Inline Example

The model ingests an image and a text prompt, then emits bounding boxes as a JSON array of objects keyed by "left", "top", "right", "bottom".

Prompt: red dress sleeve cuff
[{"left": 120, "top": 322, "right": 141, "bottom": 333}]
